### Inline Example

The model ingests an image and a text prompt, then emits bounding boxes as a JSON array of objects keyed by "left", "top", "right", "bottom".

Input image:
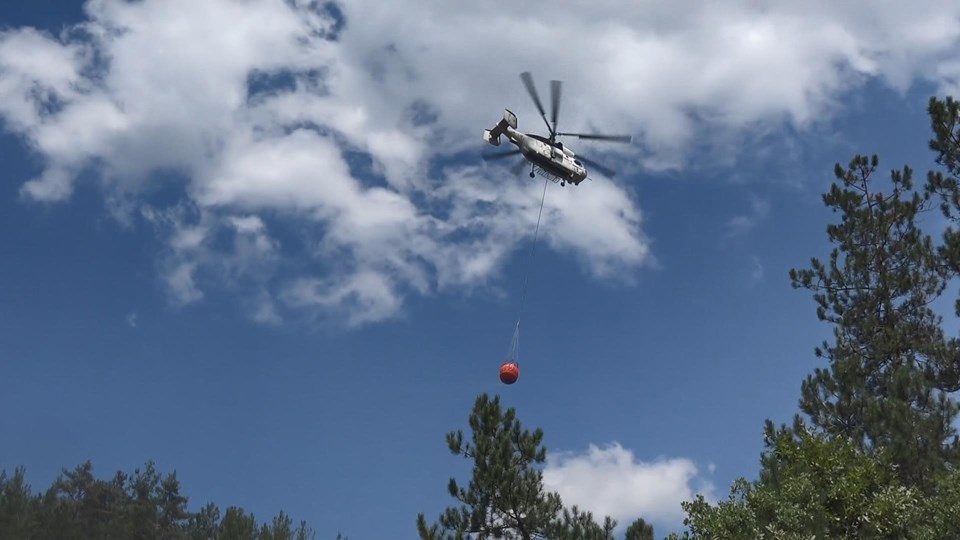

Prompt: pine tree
[
  {"left": 0, "top": 467, "right": 37, "bottom": 538},
  {"left": 669, "top": 99, "right": 960, "bottom": 538},
  {"left": 624, "top": 518, "right": 654, "bottom": 540},
  {"left": 924, "top": 95, "right": 960, "bottom": 392},
  {"left": 416, "top": 393, "right": 619, "bottom": 540},
  {"left": 0, "top": 460, "right": 321, "bottom": 539},
  {"left": 655, "top": 97, "right": 960, "bottom": 538},
  {"left": 788, "top": 154, "right": 960, "bottom": 490}
]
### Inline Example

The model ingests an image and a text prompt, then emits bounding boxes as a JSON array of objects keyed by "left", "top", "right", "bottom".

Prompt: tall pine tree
[
  {"left": 789, "top": 153, "right": 960, "bottom": 490},
  {"left": 645, "top": 96, "right": 960, "bottom": 539},
  {"left": 416, "top": 394, "right": 622, "bottom": 540},
  {"left": 924, "top": 95, "right": 960, "bottom": 392}
]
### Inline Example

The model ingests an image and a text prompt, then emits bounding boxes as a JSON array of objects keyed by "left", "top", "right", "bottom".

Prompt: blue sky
[{"left": 2, "top": 1, "right": 959, "bottom": 538}]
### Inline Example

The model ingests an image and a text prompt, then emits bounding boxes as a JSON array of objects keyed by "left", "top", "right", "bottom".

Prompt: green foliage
[
  {"left": 789, "top": 152, "right": 960, "bottom": 489},
  {"left": 670, "top": 95, "right": 960, "bottom": 538},
  {"left": 624, "top": 518, "right": 654, "bottom": 540},
  {"left": 545, "top": 506, "right": 618, "bottom": 540},
  {"left": 0, "top": 467, "right": 36, "bottom": 538},
  {"left": 672, "top": 419, "right": 960, "bottom": 539},
  {"left": 925, "top": 95, "right": 960, "bottom": 392},
  {"left": 417, "top": 393, "right": 628, "bottom": 540},
  {"left": 919, "top": 470, "right": 960, "bottom": 536},
  {"left": 926, "top": 96, "right": 960, "bottom": 222},
  {"left": 221, "top": 506, "right": 259, "bottom": 539},
  {"left": 0, "top": 460, "right": 319, "bottom": 540},
  {"left": 677, "top": 419, "right": 926, "bottom": 539}
]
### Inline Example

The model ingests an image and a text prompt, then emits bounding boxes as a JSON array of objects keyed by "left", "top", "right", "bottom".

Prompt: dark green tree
[
  {"left": 669, "top": 97, "right": 960, "bottom": 538},
  {"left": 255, "top": 510, "right": 314, "bottom": 540},
  {"left": 789, "top": 154, "right": 960, "bottom": 489},
  {"left": 924, "top": 94, "right": 960, "bottom": 392},
  {"left": 672, "top": 418, "right": 929, "bottom": 539},
  {"left": 0, "top": 467, "right": 37, "bottom": 538},
  {"left": 189, "top": 502, "right": 220, "bottom": 540},
  {"left": 0, "top": 460, "right": 322, "bottom": 540},
  {"left": 416, "top": 393, "right": 623, "bottom": 540},
  {"left": 624, "top": 518, "right": 654, "bottom": 540},
  {"left": 219, "top": 506, "right": 259, "bottom": 539}
]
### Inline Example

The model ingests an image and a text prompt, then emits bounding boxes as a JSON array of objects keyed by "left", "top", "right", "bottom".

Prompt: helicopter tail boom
[{"left": 483, "top": 109, "right": 518, "bottom": 146}]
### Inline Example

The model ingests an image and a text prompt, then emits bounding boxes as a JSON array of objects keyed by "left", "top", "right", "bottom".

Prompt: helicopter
[{"left": 482, "top": 72, "right": 633, "bottom": 186}]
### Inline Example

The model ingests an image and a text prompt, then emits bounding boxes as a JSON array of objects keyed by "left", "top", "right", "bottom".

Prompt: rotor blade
[
  {"left": 578, "top": 155, "right": 617, "bottom": 178},
  {"left": 557, "top": 132, "right": 633, "bottom": 143},
  {"left": 482, "top": 149, "right": 523, "bottom": 161},
  {"left": 520, "top": 72, "right": 552, "bottom": 135},
  {"left": 550, "top": 80, "right": 562, "bottom": 134}
]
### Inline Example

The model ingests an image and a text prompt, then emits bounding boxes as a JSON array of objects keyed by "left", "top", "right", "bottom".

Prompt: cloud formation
[
  {"left": 727, "top": 195, "right": 770, "bottom": 237},
  {"left": 1, "top": 0, "right": 959, "bottom": 324},
  {"left": 543, "top": 443, "right": 715, "bottom": 532}
]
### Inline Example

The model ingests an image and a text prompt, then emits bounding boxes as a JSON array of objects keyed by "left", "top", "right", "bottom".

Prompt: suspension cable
[{"left": 507, "top": 176, "right": 549, "bottom": 363}]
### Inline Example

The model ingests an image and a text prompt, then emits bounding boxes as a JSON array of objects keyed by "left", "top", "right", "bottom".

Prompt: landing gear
[
  {"left": 529, "top": 171, "right": 535, "bottom": 178},
  {"left": 560, "top": 182, "right": 566, "bottom": 187}
]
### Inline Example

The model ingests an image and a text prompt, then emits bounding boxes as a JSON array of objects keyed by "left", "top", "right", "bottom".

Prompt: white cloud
[
  {"left": 281, "top": 270, "right": 402, "bottom": 327},
  {"left": 727, "top": 195, "right": 770, "bottom": 237},
  {"left": 166, "top": 260, "right": 204, "bottom": 305},
  {"left": 251, "top": 289, "right": 282, "bottom": 326},
  {"left": 1, "top": 0, "right": 959, "bottom": 325},
  {"left": 126, "top": 312, "right": 137, "bottom": 328},
  {"left": 543, "top": 443, "right": 715, "bottom": 531}
]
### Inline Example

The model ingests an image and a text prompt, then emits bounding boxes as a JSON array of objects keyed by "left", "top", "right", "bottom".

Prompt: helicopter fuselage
[{"left": 484, "top": 109, "right": 587, "bottom": 185}]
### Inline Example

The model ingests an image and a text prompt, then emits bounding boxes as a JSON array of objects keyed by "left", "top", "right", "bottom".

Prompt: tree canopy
[
  {"left": 665, "top": 96, "right": 960, "bottom": 538},
  {"left": 0, "top": 460, "right": 319, "bottom": 540},
  {"left": 416, "top": 393, "right": 654, "bottom": 540}
]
